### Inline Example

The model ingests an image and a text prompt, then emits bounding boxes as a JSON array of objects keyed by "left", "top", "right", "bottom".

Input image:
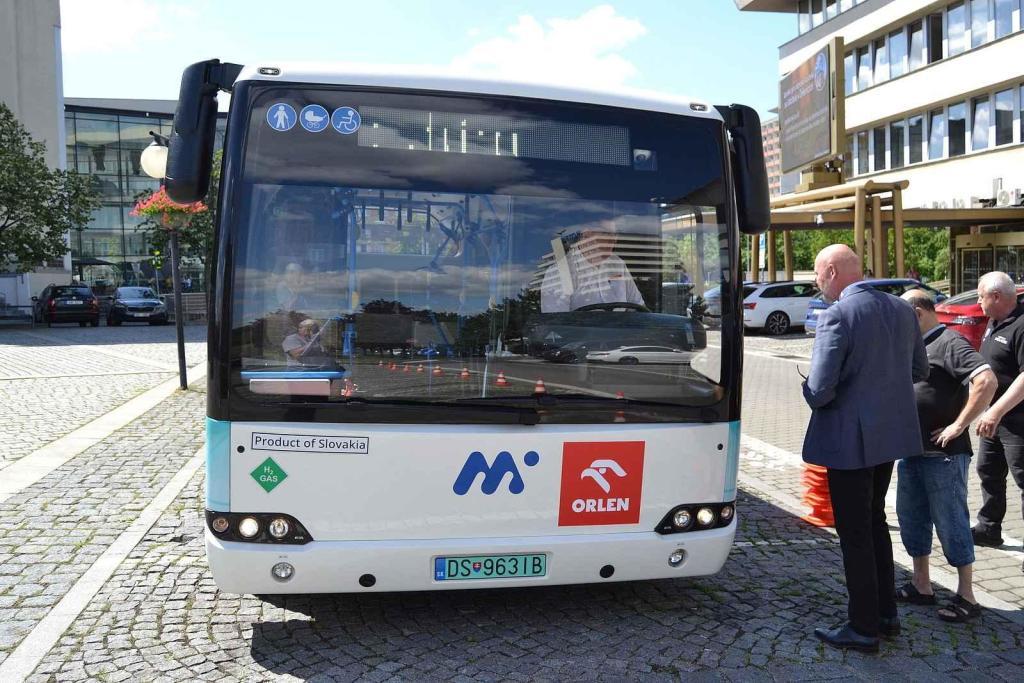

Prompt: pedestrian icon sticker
[
  {"left": 300, "top": 104, "right": 330, "bottom": 133},
  {"left": 251, "top": 457, "right": 288, "bottom": 492},
  {"left": 331, "top": 107, "right": 361, "bottom": 135},
  {"left": 266, "top": 103, "right": 296, "bottom": 132}
]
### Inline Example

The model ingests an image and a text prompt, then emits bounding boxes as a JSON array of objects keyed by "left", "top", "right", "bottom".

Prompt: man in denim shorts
[{"left": 897, "top": 291, "right": 996, "bottom": 622}]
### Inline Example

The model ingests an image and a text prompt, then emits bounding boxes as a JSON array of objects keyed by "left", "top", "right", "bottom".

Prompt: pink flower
[{"left": 130, "top": 187, "right": 207, "bottom": 223}]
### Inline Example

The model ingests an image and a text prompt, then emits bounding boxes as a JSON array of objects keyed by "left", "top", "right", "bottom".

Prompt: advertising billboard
[{"left": 780, "top": 42, "right": 841, "bottom": 174}]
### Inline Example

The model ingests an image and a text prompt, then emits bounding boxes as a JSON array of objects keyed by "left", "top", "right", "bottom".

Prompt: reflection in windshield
[{"left": 233, "top": 185, "right": 725, "bottom": 411}]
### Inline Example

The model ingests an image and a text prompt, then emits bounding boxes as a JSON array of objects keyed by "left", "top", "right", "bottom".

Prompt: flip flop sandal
[
  {"left": 895, "top": 582, "right": 936, "bottom": 605},
  {"left": 938, "top": 595, "right": 981, "bottom": 623}
]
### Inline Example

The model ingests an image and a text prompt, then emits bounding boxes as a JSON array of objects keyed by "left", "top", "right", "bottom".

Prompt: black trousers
[
  {"left": 976, "top": 424, "right": 1024, "bottom": 534},
  {"left": 827, "top": 462, "right": 897, "bottom": 638}
]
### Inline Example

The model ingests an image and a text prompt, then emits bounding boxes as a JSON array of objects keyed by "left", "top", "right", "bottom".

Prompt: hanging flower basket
[{"left": 130, "top": 187, "right": 207, "bottom": 229}]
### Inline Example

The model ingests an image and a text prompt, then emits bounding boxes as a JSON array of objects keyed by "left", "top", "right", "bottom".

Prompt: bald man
[{"left": 802, "top": 244, "right": 929, "bottom": 652}]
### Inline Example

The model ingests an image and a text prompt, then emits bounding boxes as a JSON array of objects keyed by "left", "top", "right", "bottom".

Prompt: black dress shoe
[
  {"left": 971, "top": 525, "right": 1004, "bottom": 548},
  {"left": 814, "top": 623, "right": 880, "bottom": 653},
  {"left": 879, "top": 616, "right": 901, "bottom": 638}
]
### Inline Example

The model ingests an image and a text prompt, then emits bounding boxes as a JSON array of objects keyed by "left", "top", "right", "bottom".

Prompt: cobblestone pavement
[
  {"left": 0, "top": 326, "right": 205, "bottom": 467},
  {"left": 1, "top": 327, "right": 1023, "bottom": 680}
]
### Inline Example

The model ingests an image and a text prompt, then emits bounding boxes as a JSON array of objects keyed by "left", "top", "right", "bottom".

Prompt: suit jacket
[{"left": 802, "top": 282, "right": 929, "bottom": 469}]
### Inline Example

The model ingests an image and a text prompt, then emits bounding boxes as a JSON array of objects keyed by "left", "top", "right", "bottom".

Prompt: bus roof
[{"left": 234, "top": 63, "right": 723, "bottom": 121}]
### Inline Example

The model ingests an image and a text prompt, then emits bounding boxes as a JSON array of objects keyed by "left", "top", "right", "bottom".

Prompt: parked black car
[
  {"left": 33, "top": 284, "right": 100, "bottom": 327},
  {"left": 107, "top": 287, "right": 168, "bottom": 326}
]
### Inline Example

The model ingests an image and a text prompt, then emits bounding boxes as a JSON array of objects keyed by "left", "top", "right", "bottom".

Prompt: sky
[{"left": 59, "top": 0, "right": 794, "bottom": 118}]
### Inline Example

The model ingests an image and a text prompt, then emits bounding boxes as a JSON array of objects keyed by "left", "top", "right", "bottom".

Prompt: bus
[{"left": 165, "top": 60, "right": 769, "bottom": 594}]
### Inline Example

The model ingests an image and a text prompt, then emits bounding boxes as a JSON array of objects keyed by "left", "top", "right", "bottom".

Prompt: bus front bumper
[{"left": 205, "top": 524, "right": 736, "bottom": 594}]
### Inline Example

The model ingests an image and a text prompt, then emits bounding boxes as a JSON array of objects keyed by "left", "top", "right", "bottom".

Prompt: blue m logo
[{"left": 453, "top": 451, "right": 540, "bottom": 495}]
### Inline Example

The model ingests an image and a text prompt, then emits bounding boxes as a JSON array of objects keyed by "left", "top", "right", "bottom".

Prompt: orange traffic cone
[
  {"left": 801, "top": 464, "right": 834, "bottom": 527},
  {"left": 495, "top": 371, "right": 508, "bottom": 387},
  {"left": 417, "top": 364, "right": 424, "bottom": 373},
  {"left": 389, "top": 361, "right": 397, "bottom": 371},
  {"left": 614, "top": 391, "right": 626, "bottom": 422},
  {"left": 402, "top": 364, "right": 410, "bottom": 373},
  {"left": 432, "top": 365, "right": 444, "bottom": 376},
  {"left": 342, "top": 379, "right": 354, "bottom": 398},
  {"left": 533, "top": 378, "right": 547, "bottom": 395},
  {"left": 378, "top": 360, "right": 384, "bottom": 367},
  {"left": 460, "top": 367, "right": 471, "bottom": 379}
]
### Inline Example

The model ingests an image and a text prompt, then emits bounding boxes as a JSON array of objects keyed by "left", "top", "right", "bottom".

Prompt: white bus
[{"left": 165, "top": 60, "right": 769, "bottom": 593}]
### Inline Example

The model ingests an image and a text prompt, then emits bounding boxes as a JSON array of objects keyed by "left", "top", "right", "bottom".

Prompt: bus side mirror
[
  {"left": 165, "top": 59, "right": 241, "bottom": 204},
  {"left": 716, "top": 104, "right": 770, "bottom": 236}
]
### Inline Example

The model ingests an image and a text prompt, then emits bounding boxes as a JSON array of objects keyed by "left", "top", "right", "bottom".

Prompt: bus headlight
[
  {"left": 272, "top": 562, "right": 295, "bottom": 581},
  {"left": 211, "top": 516, "right": 230, "bottom": 533},
  {"left": 668, "top": 549, "right": 686, "bottom": 566},
  {"left": 720, "top": 504, "right": 734, "bottom": 522},
  {"left": 672, "top": 509, "right": 692, "bottom": 529},
  {"left": 696, "top": 507, "right": 716, "bottom": 527},
  {"left": 238, "top": 517, "right": 260, "bottom": 538},
  {"left": 268, "top": 518, "right": 290, "bottom": 539}
]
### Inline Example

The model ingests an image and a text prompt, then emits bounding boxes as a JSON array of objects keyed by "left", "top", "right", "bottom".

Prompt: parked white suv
[{"left": 742, "top": 281, "right": 818, "bottom": 336}]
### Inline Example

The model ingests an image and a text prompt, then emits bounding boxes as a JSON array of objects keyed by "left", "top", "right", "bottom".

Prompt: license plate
[
  {"left": 434, "top": 553, "right": 546, "bottom": 581},
  {"left": 132, "top": 312, "right": 149, "bottom": 317},
  {"left": 64, "top": 300, "right": 84, "bottom": 305}
]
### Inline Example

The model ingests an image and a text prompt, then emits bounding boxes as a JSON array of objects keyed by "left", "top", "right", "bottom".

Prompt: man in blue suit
[{"left": 803, "top": 244, "right": 929, "bottom": 652}]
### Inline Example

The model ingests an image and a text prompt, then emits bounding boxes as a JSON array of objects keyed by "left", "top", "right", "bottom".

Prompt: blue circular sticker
[
  {"left": 300, "top": 104, "right": 330, "bottom": 133},
  {"left": 266, "top": 103, "right": 297, "bottom": 131},
  {"left": 331, "top": 107, "right": 361, "bottom": 135}
]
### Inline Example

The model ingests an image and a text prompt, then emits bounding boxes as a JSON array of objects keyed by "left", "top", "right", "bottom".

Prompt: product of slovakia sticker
[{"left": 557, "top": 441, "right": 644, "bottom": 526}]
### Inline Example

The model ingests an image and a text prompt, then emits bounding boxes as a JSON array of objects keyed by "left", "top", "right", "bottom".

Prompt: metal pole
[
  {"left": 766, "top": 229, "right": 777, "bottom": 282},
  {"left": 783, "top": 231, "right": 794, "bottom": 281},
  {"left": 169, "top": 229, "right": 188, "bottom": 390}
]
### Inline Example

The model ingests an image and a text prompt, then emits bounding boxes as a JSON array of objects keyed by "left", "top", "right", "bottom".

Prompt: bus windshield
[{"left": 228, "top": 87, "right": 730, "bottom": 423}]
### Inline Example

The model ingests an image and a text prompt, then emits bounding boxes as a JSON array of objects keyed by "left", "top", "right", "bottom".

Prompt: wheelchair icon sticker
[{"left": 331, "top": 107, "right": 361, "bottom": 135}]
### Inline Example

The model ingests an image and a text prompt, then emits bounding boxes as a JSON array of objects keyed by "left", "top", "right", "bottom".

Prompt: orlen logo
[
  {"left": 558, "top": 442, "right": 644, "bottom": 526},
  {"left": 453, "top": 451, "right": 540, "bottom": 495}
]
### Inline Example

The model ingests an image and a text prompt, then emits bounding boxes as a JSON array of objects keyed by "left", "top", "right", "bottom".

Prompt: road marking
[
  {"left": 708, "top": 342, "right": 812, "bottom": 365},
  {"left": 0, "top": 447, "right": 204, "bottom": 683},
  {"left": 739, "top": 444, "right": 1024, "bottom": 626},
  {"left": 12, "top": 329, "right": 185, "bottom": 372},
  {"left": 0, "top": 362, "right": 207, "bottom": 502}
]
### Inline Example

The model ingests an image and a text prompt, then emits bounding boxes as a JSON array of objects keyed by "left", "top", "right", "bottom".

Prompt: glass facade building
[{"left": 64, "top": 100, "right": 225, "bottom": 294}]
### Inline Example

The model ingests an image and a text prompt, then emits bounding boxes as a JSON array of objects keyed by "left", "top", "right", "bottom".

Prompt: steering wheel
[{"left": 574, "top": 302, "right": 650, "bottom": 313}]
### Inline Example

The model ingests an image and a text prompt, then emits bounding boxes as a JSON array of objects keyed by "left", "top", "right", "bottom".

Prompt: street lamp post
[{"left": 141, "top": 132, "right": 188, "bottom": 390}]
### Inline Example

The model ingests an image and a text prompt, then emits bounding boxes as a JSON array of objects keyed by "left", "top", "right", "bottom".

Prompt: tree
[
  {"left": 0, "top": 103, "right": 99, "bottom": 273},
  {"left": 135, "top": 150, "right": 222, "bottom": 290}
]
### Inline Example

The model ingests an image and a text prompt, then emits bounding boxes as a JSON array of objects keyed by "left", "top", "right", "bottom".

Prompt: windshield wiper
[{"left": 334, "top": 397, "right": 542, "bottom": 425}]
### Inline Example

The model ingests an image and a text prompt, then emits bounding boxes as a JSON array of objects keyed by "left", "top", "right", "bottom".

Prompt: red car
[{"left": 935, "top": 286, "right": 1024, "bottom": 350}]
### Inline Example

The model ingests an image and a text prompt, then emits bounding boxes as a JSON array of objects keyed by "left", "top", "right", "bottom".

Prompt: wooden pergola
[{"left": 751, "top": 179, "right": 1024, "bottom": 282}]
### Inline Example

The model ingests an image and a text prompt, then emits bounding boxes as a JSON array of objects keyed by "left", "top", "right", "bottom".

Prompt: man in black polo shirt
[
  {"left": 973, "top": 271, "right": 1024, "bottom": 564},
  {"left": 898, "top": 291, "right": 996, "bottom": 621}
]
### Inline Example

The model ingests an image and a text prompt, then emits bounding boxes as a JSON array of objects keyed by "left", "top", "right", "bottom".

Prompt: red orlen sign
[{"left": 558, "top": 441, "right": 645, "bottom": 526}]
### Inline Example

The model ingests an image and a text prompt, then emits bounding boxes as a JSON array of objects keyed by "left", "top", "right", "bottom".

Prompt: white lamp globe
[{"left": 140, "top": 142, "right": 168, "bottom": 179}]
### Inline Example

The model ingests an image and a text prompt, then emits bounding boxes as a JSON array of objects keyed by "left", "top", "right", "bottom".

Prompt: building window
[
  {"left": 825, "top": 0, "right": 837, "bottom": 21},
  {"left": 857, "top": 46, "right": 872, "bottom": 90},
  {"left": 947, "top": 2, "right": 967, "bottom": 56},
  {"left": 812, "top": 0, "right": 823, "bottom": 27},
  {"left": 970, "top": 0, "right": 990, "bottom": 47},
  {"left": 972, "top": 96, "right": 990, "bottom": 150},
  {"left": 949, "top": 102, "right": 967, "bottom": 157},
  {"left": 857, "top": 130, "right": 869, "bottom": 175},
  {"left": 798, "top": 0, "right": 810, "bottom": 33},
  {"left": 891, "top": 120, "right": 906, "bottom": 168},
  {"left": 872, "top": 37, "right": 889, "bottom": 83},
  {"left": 928, "top": 13, "right": 944, "bottom": 63},
  {"left": 994, "top": 0, "right": 1014, "bottom": 38},
  {"left": 909, "top": 20, "right": 925, "bottom": 71},
  {"left": 995, "top": 88, "right": 1014, "bottom": 145},
  {"left": 841, "top": 0, "right": 854, "bottom": 10},
  {"left": 844, "top": 52, "right": 856, "bottom": 95},
  {"left": 929, "top": 108, "right": 946, "bottom": 159},
  {"left": 872, "top": 126, "right": 887, "bottom": 171},
  {"left": 909, "top": 115, "right": 924, "bottom": 164},
  {"left": 846, "top": 134, "right": 854, "bottom": 175},
  {"left": 889, "top": 28, "right": 908, "bottom": 78}
]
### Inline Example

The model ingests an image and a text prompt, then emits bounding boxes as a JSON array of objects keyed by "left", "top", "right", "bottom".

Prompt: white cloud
[
  {"left": 450, "top": 4, "right": 646, "bottom": 89},
  {"left": 60, "top": 0, "right": 198, "bottom": 55}
]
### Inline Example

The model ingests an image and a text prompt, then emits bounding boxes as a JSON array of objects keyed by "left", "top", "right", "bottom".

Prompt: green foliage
[{"left": 0, "top": 103, "right": 100, "bottom": 273}]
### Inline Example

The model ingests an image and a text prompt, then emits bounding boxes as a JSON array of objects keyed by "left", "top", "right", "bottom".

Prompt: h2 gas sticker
[{"left": 557, "top": 442, "right": 644, "bottom": 526}]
